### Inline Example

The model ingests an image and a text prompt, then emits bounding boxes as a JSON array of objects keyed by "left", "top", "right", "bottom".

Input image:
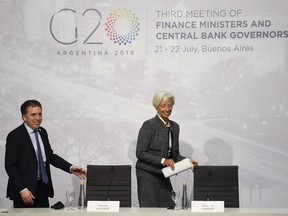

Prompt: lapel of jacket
[
  {"left": 155, "top": 115, "right": 171, "bottom": 157},
  {"left": 169, "top": 122, "right": 175, "bottom": 146},
  {"left": 20, "top": 123, "right": 37, "bottom": 156}
]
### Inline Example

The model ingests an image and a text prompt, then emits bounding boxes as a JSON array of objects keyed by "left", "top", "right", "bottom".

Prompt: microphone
[
  {"left": 206, "top": 171, "right": 212, "bottom": 201},
  {"left": 106, "top": 166, "right": 115, "bottom": 201}
]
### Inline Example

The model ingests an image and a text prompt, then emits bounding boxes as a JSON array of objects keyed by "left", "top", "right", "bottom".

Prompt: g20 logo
[
  {"left": 105, "top": 8, "right": 140, "bottom": 45},
  {"left": 49, "top": 8, "right": 140, "bottom": 45}
]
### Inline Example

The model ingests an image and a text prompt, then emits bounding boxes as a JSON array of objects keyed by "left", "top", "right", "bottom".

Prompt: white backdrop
[{"left": 0, "top": 0, "right": 288, "bottom": 208}]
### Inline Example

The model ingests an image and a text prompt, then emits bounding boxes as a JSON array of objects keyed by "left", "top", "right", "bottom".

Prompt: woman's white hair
[{"left": 152, "top": 91, "right": 175, "bottom": 109}]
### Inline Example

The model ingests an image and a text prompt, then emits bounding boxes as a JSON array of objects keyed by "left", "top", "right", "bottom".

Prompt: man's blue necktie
[{"left": 34, "top": 130, "right": 49, "bottom": 184}]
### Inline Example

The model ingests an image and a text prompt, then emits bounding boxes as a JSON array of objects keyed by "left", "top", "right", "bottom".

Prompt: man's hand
[
  {"left": 71, "top": 166, "right": 87, "bottom": 179},
  {"left": 20, "top": 188, "right": 35, "bottom": 206}
]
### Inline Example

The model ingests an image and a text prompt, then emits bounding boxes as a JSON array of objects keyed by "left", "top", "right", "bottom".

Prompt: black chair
[
  {"left": 193, "top": 166, "right": 239, "bottom": 207},
  {"left": 86, "top": 165, "right": 131, "bottom": 207}
]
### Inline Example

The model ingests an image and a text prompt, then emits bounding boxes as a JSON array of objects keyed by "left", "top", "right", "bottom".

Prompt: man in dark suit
[{"left": 5, "top": 100, "right": 87, "bottom": 208}]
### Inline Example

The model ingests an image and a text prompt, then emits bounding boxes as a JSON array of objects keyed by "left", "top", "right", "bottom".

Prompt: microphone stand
[
  {"left": 206, "top": 171, "right": 212, "bottom": 201},
  {"left": 106, "top": 166, "right": 115, "bottom": 201}
]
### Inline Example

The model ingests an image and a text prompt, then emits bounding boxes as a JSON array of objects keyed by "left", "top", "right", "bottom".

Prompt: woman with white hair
[{"left": 135, "top": 91, "right": 198, "bottom": 207}]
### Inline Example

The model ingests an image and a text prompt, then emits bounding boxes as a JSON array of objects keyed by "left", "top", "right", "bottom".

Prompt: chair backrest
[
  {"left": 193, "top": 166, "right": 239, "bottom": 207},
  {"left": 86, "top": 165, "right": 131, "bottom": 207}
]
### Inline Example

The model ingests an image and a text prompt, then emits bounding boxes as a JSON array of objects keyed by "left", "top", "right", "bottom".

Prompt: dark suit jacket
[
  {"left": 5, "top": 123, "right": 72, "bottom": 201},
  {"left": 136, "top": 115, "right": 185, "bottom": 174}
]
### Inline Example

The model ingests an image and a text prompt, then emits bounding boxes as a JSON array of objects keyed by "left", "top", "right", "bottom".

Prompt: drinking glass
[
  {"left": 171, "top": 190, "right": 180, "bottom": 210},
  {"left": 66, "top": 190, "right": 75, "bottom": 210}
]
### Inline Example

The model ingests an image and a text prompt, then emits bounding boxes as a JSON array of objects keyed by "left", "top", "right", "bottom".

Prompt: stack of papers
[{"left": 162, "top": 158, "right": 193, "bottom": 178}]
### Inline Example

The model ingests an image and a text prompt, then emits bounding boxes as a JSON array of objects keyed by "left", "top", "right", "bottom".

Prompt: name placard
[
  {"left": 87, "top": 201, "right": 120, "bottom": 212},
  {"left": 191, "top": 201, "right": 224, "bottom": 212}
]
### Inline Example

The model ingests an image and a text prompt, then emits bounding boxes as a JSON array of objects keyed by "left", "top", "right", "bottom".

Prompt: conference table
[{"left": 1, "top": 208, "right": 288, "bottom": 216}]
